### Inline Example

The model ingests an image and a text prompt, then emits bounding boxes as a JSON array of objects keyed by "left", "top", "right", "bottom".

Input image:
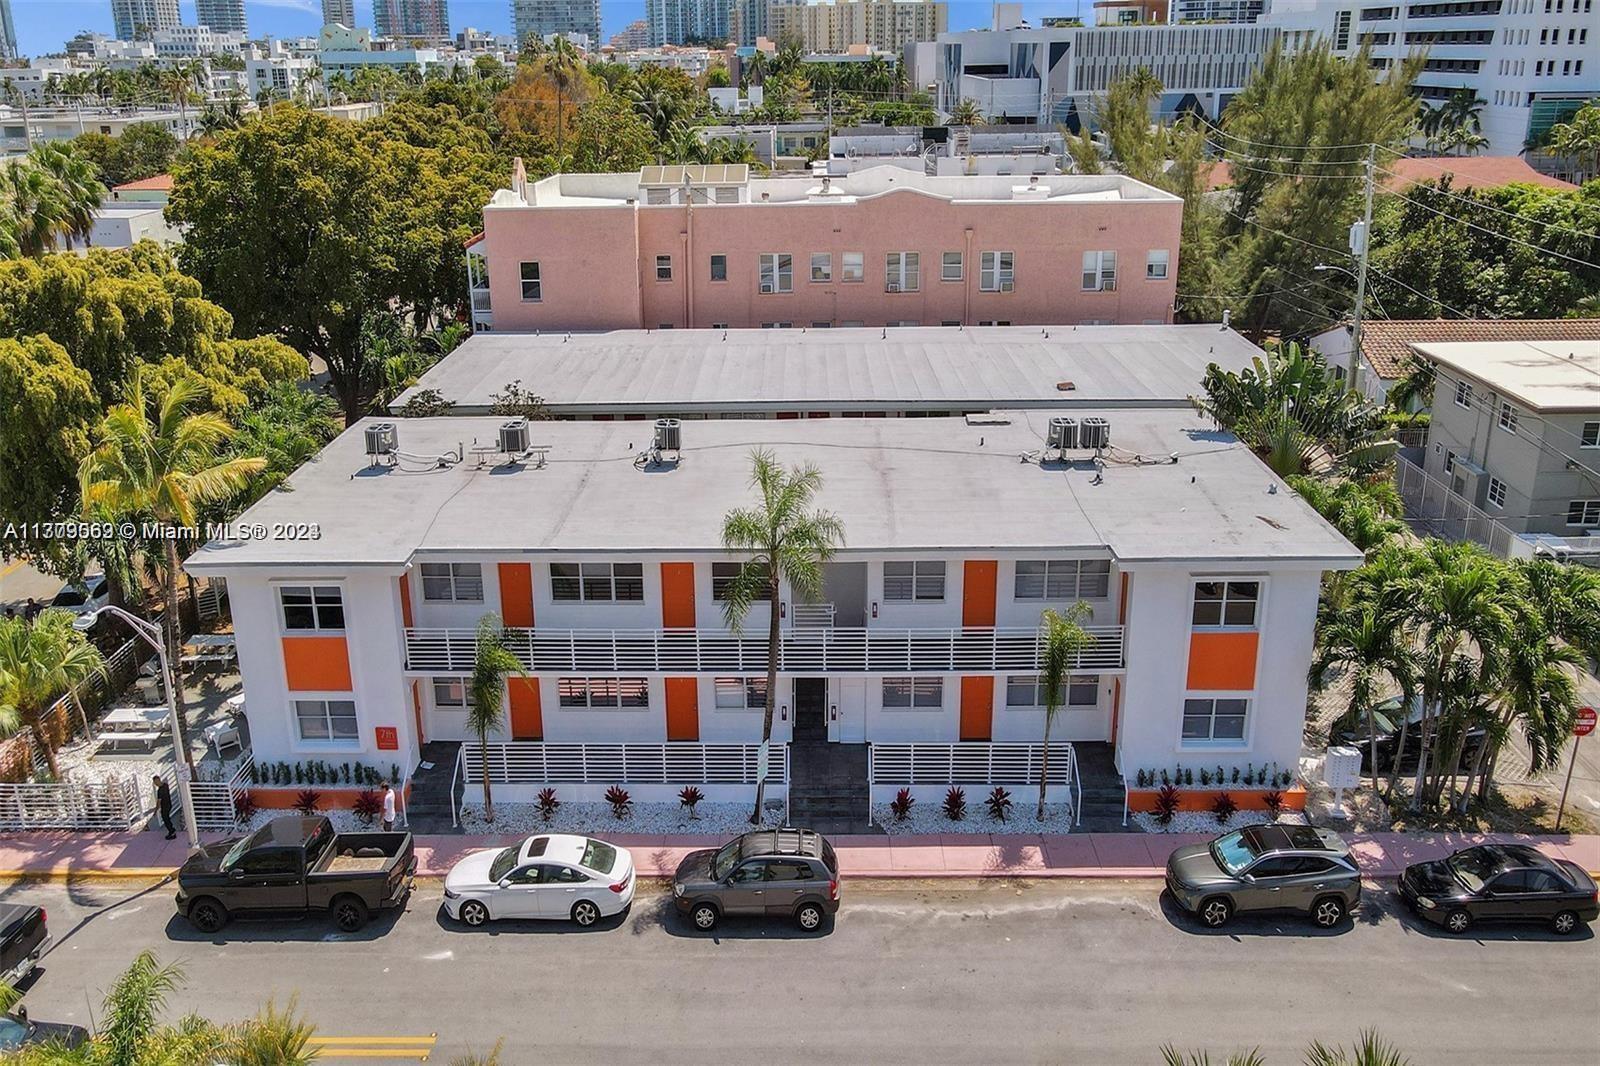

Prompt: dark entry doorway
[{"left": 793, "top": 678, "right": 828, "bottom": 742}]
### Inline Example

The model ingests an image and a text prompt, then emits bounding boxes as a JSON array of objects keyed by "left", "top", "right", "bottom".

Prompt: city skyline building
[
  {"left": 322, "top": 0, "right": 357, "bottom": 28},
  {"left": 511, "top": 0, "right": 602, "bottom": 43},
  {"left": 195, "top": 0, "right": 247, "bottom": 35},
  {"left": 109, "top": 0, "right": 180, "bottom": 41}
]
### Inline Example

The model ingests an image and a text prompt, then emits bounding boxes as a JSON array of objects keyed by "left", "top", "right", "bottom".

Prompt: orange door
[
  {"left": 498, "top": 562, "right": 535, "bottom": 628},
  {"left": 665, "top": 677, "right": 699, "bottom": 741},
  {"left": 962, "top": 560, "right": 998, "bottom": 627},
  {"left": 508, "top": 677, "right": 543, "bottom": 740},
  {"left": 959, "top": 676, "right": 994, "bottom": 741},
  {"left": 660, "top": 562, "right": 696, "bottom": 629}
]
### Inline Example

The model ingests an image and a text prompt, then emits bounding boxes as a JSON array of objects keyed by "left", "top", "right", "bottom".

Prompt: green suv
[{"left": 1165, "top": 825, "right": 1361, "bottom": 929}]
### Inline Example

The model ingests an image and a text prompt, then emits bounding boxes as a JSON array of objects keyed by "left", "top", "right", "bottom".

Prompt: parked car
[
  {"left": 50, "top": 575, "right": 109, "bottom": 621},
  {"left": 176, "top": 815, "right": 415, "bottom": 933},
  {"left": 0, "top": 905, "right": 49, "bottom": 987},
  {"left": 1330, "top": 696, "right": 1486, "bottom": 774},
  {"left": 1164, "top": 824, "right": 1361, "bottom": 929},
  {"left": 443, "top": 834, "right": 634, "bottom": 927},
  {"left": 1399, "top": 843, "right": 1599, "bottom": 935},
  {"left": 0, "top": 1005, "right": 88, "bottom": 1052},
  {"left": 672, "top": 828, "right": 840, "bottom": 932}
]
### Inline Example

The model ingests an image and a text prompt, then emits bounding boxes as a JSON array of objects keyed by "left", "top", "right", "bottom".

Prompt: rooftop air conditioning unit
[
  {"left": 1048, "top": 417, "right": 1078, "bottom": 452},
  {"left": 1080, "top": 417, "right": 1110, "bottom": 450},
  {"left": 654, "top": 417, "right": 682, "bottom": 453},
  {"left": 364, "top": 422, "right": 398, "bottom": 458},
  {"left": 760, "top": 282, "right": 775, "bottom": 294},
  {"left": 498, "top": 417, "right": 529, "bottom": 455}
]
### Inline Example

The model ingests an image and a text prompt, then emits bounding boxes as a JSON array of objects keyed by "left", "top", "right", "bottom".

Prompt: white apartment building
[
  {"left": 1259, "top": 0, "right": 1600, "bottom": 158},
  {"left": 152, "top": 26, "right": 248, "bottom": 57},
  {"left": 246, "top": 54, "right": 320, "bottom": 98},
  {"left": 323, "top": 0, "right": 357, "bottom": 28},
  {"left": 768, "top": 0, "right": 948, "bottom": 55},
  {"left": 1170, "top": 0, "right": 1264, "bottom": 20},
  {"left": 827, "top": 124, "right": 1067, "bottom": 176},
  {"left": 934, "top": 21, "right": 1279, "bottom": 125},
  {"left": 195, "top": 0, "right": 247, "bottom": 35},
  {"left": 645, "top": 0, "right": 736, "bottom": 46},
  {"left": 511, "top": 0, "right": 602, "bottom": 43},
  {"left": 110, "top": 0, "right": 180, "bottom": 41},
  {"left": 617, "top": 46, "right": 717, "bottom": 76}
]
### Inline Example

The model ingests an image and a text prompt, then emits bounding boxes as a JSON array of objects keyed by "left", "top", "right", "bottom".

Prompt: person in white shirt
[{"left": 381, "top": 783, "right": 397, "bottom": 831}]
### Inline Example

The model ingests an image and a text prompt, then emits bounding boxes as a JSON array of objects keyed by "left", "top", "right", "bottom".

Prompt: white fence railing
[
  {"left": 0, "top": 777, "right": 145, "bottom": 831},
  {"left": 190, "top": 754, "right": 254, "bottom": 830},
  {"left": 459, "top": 742, "right": 786, "bottom": 786},
  {"left": 869, "top": 742, "right": 1076, "bottom": 785},
  {"left": 1395, "top": 454, "right": 1515, "bottom": 558},
  {"left": 406, "top": 625, "right": 1127, "bottom": 675}
]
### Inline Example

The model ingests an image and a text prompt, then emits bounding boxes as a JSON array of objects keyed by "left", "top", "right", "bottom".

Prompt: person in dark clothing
[
  {"left": 153, "top": 775, "right": 176, "bottom": 840},
  {"left": 22, "top": 599, "right": 42, "bottom": 623}
]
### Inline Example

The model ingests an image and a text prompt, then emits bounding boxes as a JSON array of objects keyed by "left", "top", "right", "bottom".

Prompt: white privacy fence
[
  {"left": 459, "top": 742, "right": 786, "bottom": 785},
  {"left": 406, "top": 625, "right": 1127, "bottom": 674},
  {"left": 869, "top": 742, "right": 1081, "bottom": 823},
  {"left": 0, "top": 777, "right": 146, "bottom": 831},
  {"left": 190, "top": 754, "right": 254, "bottom": 830}
]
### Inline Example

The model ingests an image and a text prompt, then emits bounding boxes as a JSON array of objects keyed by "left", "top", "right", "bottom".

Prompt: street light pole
[
  {"left": 83, "top": 605, "right": 200, "bottom": 849},
  {"left": 1346, "top": 143, "right": 1378, "bottom": 390}
]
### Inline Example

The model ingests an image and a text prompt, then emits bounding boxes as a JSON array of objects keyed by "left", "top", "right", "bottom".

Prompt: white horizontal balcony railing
[
  {"left": 459, "top": 742, "right": 784, "bottom": 785},
  {"left": 404, "top": 625, "right": 1126, "bottom": 674},
  {"left": 869, "top": 743, "right": 1075, "bottom": 786}
]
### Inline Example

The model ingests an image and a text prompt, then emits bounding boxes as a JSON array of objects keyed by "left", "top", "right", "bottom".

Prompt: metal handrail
[
  {"left": 450, "top": 742, "right": 465, "bottom": 828},
  {"left": 1070, "top": 746, "right": 1082, "bottom": 827},
  {"left": 1122, "top": 777, "right": 1130, "bottom": 828}
]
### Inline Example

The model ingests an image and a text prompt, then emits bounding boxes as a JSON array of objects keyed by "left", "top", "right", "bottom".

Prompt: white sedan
[{"left": 443, "top": 834, "right": 635, "bottom": 927}]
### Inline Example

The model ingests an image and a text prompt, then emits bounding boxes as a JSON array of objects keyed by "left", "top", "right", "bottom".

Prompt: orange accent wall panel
[
  {"left": 959, "top": 676, "right": 994, "bottom": 741},
  {"left": 508, "top": 677, "right": 542, "bottom": 740},
  {"left": 398, "top": 575, "right": 413, "bottom": 629},
  {"left": 660, "top": 562, "right": 696, "bottom": 629},
  {"left": 1186, "top": 631, "right": 1260, "bottom": 690},
  {"left": 498, "top": 563, "right": 535, "bottom": 628},
  {"left": 282, "top": 636, "right": 352, "bottom": 692},
  {"left": 665, "top": 677, "right": 699, "bottom": 741},
  {"left": 962, "top": 560, "right": 997, "bottom": 627}
]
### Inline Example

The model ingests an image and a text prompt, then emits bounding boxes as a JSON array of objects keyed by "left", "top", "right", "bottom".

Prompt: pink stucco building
[{"left": 466, "top": 163, "right": 1182, "bottom": 333}]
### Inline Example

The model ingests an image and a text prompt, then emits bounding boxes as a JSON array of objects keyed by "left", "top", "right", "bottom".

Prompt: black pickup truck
[
  {"left": 0, "top": 905, "right": 50, "bottom": 987},
  {"left": 176, "top": 815, "right": 416, "bottom": 933}
]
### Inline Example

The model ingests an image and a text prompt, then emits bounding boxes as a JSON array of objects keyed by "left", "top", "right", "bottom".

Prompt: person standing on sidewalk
[
  {"left": 381, "top": 782, "right": 396, "bottom": 831},
  {"left": 153, "top": 775, "right": 176, "bottom": 840}
]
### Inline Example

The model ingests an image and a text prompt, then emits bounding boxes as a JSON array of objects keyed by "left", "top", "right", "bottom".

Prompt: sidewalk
[{"left": 0, "top": 829, "right": 1595, "bottom": 881}]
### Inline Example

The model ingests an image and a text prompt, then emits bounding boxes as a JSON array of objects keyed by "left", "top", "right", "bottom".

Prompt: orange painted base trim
[
  {"left": 1124, "top": 786, "right": 1307, "bottom": 814},
  {"left": 249, "top": 783, "right": 412, "bottom": 811}
]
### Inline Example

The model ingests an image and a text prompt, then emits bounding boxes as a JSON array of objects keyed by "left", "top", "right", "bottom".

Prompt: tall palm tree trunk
[
  {"left": 1035, "top": 712, "right": 1053, "bottom": 822},
  {"left": 751, "top": 574, "right": 780, "bottom": 825},
  {"left": 28, "top": 708, "right": 60, "bottom": 779},
  {"left": 164, "top": 539, "right": 197, "bottom": 778},
  {"left": 480, "top": 742, "right": 494, "bottom": 823},
  {"left": 1365, "top": 705, "right": 1383, "bottom": 803}
]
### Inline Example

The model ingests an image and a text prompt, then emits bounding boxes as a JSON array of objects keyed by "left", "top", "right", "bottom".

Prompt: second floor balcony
[{"left": 403, "top": 624, "right": 1127, "bottom": 675}]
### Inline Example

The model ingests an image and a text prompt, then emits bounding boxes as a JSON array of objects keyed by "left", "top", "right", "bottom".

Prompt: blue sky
[{"left": 9, "top": 0, "right": 1094, "bottom": 59}]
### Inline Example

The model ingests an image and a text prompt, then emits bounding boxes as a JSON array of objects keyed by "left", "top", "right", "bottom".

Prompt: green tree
[
  {"left": 947, "top": 98, "right": 984, "bottom": 127},
  {"left": 0, "top": 610, "right": 106, "bottom": 779},
  {"left": 0, "top": 143, "right": 107, "bottom": 256},
  {"left": 1035, "top": 605, "right": 1096, "bottom": 821},
  {"left": 1548, "top": 102, "right": 1600, "bottom": 179},
  {"left": 71, "top": 122, "right": 179, "bottom": 187},
  {"left": 0, "top": 335, "right": 100, "bottom": 552},
  {"left": 720, "top": 450, "right": 845, "bottom": 824},
  {"left": 79, "top": 369, "right": 266, "bottom": 777},
  {"left": 569, "top": 93, "right": 659, "bottom": 173},
  {"left": 1311, "top": 600, "right": 1418, "bottom": 802},
  {"left": 467, "top": 613, "right": 522, "bottom": 824}
]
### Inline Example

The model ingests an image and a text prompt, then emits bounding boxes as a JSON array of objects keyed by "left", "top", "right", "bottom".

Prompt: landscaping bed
[
  {"left": 456, "top": 800, "right": 786, "bottom": 836},
  {"left": 872, "top": 801, "right": 1076, "bottom": 835},
  {"left": 1131, "top": 810, "right": 1310, "bottom": 834}
]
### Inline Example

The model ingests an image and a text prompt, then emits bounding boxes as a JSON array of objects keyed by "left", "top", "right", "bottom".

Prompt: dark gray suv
[
  {"left": 673, "top": 828, "right": 841, "bottom": 932},
  {"left": 1165, "top": 824, "right": 1361, "bottom": 929}
]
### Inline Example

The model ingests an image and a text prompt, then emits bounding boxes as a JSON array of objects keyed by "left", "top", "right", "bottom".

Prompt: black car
[
  {"left": 0, "top": 905, "right": 50, "bottom": 987},
  {"left": 1331, "top": 696, "right": 1486, "bottom": 774},
  {"left": 0, "top": 1006, "right": 88, "bottom": 1052},
  {"left": 1400, "top": 844, "right": 1599, "bottom": 935}
]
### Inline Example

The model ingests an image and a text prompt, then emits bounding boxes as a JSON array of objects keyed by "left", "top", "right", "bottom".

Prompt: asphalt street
[{"left": 5, "top": 876, "right": 1595, "bottom": 1065}]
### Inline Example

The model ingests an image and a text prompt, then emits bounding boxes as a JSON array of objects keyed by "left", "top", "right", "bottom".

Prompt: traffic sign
[{"left": 1576, "top": 707, "right": 1597, "bottom": 738}]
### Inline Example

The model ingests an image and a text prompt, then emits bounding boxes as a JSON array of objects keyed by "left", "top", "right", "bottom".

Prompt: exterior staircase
[
  {"left": 787, "top": 742, "right": 881, "bottom": 836},
  {"left": 1072, "top": 742, "right": 1129, "bottom": 832},
  {"left": 405, "top": 741, "right": 464, "bottom": 833}
]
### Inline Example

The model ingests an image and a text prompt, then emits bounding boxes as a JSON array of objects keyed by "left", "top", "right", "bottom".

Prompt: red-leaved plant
[
  {"left": 890, "top": 787, "right": 915, "bottom": 822},
  {"left": 1153, "top": 784, "right": 1181, "bottom": 826},
  {"left": 1262, "top": 789, "right": 1284, "bottom": 818},
  {"left": 292, "top": 789, "right": 322, "bottom": 816},
  {"left": 678, "top": 786, "right": 704, "bottom": 818},
  {"left": 1212, "top": 790, "right": 1238, "bottom": 825},
  {"left": 537, "top": 787, "right": 561, "bottom": 822},
  {"left": 605, "top": 785, "right": 632, "bottom": 820},
  {"left": 942, "top": 786, "right": 967, "bottom": 821},
  {"left": 351, "top": 789, "right": 382, "bottom": 826}
]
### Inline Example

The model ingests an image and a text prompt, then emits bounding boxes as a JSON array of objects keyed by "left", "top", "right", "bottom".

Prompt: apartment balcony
[{"left": 403, "top": 625, "right": 1127, "bottom": 675}]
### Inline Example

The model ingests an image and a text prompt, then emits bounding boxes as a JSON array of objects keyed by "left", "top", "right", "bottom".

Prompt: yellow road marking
[
  {"left": 308, "top": 1034, "right": 438, "bottom": 1061},
  {"left": 308, "top": 1050, "right": 431, "bottom": 1060},
  {"left": 0, "top": 559, "right": 24, "bottom": 579},
  {"left": 311, "top": 1037, "right": 438, "bottom": 1045}
]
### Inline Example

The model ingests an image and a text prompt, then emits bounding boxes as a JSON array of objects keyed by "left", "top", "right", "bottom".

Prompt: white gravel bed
[
  {"left": 456, "top": 800, "right": 786, "bottom": 836},
  {"left": 1131, "top": 810, "right": 1310, "bottom": 834},
  {"left": 872, "top": 800, "right": 1076, "bottom": 835},
  {"left": 233, "top": 808, "right": 372, "bottom": 834}
]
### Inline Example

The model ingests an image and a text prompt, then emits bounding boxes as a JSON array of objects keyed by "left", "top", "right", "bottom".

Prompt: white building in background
[
  {"left": 615, "top": 45, "right": 716, "bottom": 76},
  {"left": 323, "top": 0, "right": 357, "bottom": 27},
  {"left": 1169, "top": 0, "right": 1263, "bottom": 21},
  {"left": 1258, "top": 0, "right": 1600, "bottom": 158},
  {"left": 110, "top": 0, "right": 180, "bottom": 41},
  {"left": 645, "top": 0, "right": 736, "bottom": 46},
  {"left": 511, "top": 0, "right": 602, "bottom": 44},
  {"left": 152, "top": 25, "right": 248, "bottom": 57},
  {"left": 827, "top": 124, "right": 1067, "bottom": 176},
  {"left": 246, "top": 53, "right": 319, "bottom": 98},
  {"left": 195, "top": 0, "right": 247, "bottom": 35},
  {"left": 934, "top": 19, "right": 1278, "bottom": 126}
]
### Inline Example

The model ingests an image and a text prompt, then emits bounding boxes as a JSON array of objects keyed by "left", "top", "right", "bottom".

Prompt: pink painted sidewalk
[{"left": 0, "top": 829, "right": 1595, "bottom": 881}]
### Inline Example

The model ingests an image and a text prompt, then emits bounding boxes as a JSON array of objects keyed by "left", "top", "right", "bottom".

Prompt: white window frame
[
  {"left": 1190, "top": 578, "right": 1261, "bottom": 629},
  {"left": 979, "top": 251, "right": 1014, "bottom": 292},
  {"left": 883, "top": 560, "right": 945, "bottom": 601},
  {"left": 882, "top": 676, "right": 943, "bottom": 709},
  {"left": 419, "top": 562, "right": 484, "bottom": 603},
  {"left": 709, "top": 253, "right": 727, "bottom": 282},
  {"left": 941, "top": 251, "right": 963, "bottom": 282},
  {"left": 1013, "top": 559, "right": 1111, "bottom": 600},
  {"left": 557, "top": 677, "right": 649, "bottom": 709},
  {"left": 1180, "top": 696, "right": 1250, "bottom": 748},
  {"left": 1454, "top": 380, "right": 1472, "bottom": 409},
  {"left": 519, "top": 261, "right": 541, "bottom": 302},
  {"left": 885, "top": 251, "right": 920, "bottom": 292},
  {"left": 1567, "top": 500, "right": 1600, "bottom": 527},
  {"left": 810, "top": 252, "right": 832, "bottom": 283},
  {"left": 549, "top": 562, "right": 645, "bottom": 603},
  {"left": 711, "top": 561, "right": 772, "bottom": 602},
  {"left": 655, "top": 255, "right": 672, "bottom": 281},
  {"left": 713, "top": 676, "right": 768, "bottom": 710},
  {"left": 1499, "top": 401, "right": 1519, "bottom": 434},
  {"left": 1082, "top": 250, "right": 1117, "bottom": 291},
  {"left": 1005, "top": 674, "right": 1099, "bottom": 708},
  {"left": 842, "top": 251, "right": 864, "bottom": 282},
  {"left": 759, "top": 253, "right": 793, "bottom": 294},
  {"left": 432, "top": 676, "right": 474, "bottom": 709},
  {"left": 278, "top": 585, "right": 345, "bottom": 632},
  {"left": 293, "top": 696, "right": 359, "bottom": 744},
  {"left": 1583, "top": 421, "right": 1600, "bottom": 448},
  {"left": 1145, "top": 249, "right": 1170, "bottom": 280},
  {"left": 1486, "top": 476, "right": 1507, "bottom": 509}
]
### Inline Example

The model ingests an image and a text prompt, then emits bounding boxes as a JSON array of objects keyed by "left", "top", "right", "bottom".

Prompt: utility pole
[{"left": 1346, "top": 142, "right": 1377, "bottom": 390}]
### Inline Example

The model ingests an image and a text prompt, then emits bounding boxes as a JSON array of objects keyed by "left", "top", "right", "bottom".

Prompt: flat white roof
[
  {"left": 393, "top": 325, "right": 1261, "bottom": 414},
  {"left": 1413, "top": 340, "right": 1600, "bottom": 413},
  {"left": 186, "top": 410, "right": 1360, "bottom": 573}
]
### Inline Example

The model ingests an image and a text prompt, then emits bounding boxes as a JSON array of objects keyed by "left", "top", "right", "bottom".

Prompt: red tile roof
[
  {"left": 1355, "top": 319, "right": 1600, "bottom": 380},
  {"left": 112, "top": 174, "right": 174, "bottom": 192}
]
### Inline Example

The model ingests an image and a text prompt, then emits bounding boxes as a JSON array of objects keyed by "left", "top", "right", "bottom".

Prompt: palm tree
[
  {"left": 27, "top": 142, "right": 105, "bottom": 247},
  {"left": 1310, "top": 601, "right": 1417, "bottom": 802},
  {"left": 466, "top": 613, "right": 521, "bottom": 824},
  {"left": 1548, "top": 102, "right": 1600, "bottom": 181},
  {"left": 79, "top": 369, "right": 266, "bottom": 778},
  {"left": 544, "top": 35, "right": 582, "bottom": 159},
  {"left": 948, "top": 97, "right": 984, "bottom": 127},
  {"left": 741, "top": 50, "right": 769, "bottom": 90},
  {"left": 720, "top": 450, "right": 845, "bottom": 824},
  {"left": 1035, "top": 605, "right": 1095, "bottom": 821},
  {"left": 0, "top": 611, "right": 106, "bottom": 779}
]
